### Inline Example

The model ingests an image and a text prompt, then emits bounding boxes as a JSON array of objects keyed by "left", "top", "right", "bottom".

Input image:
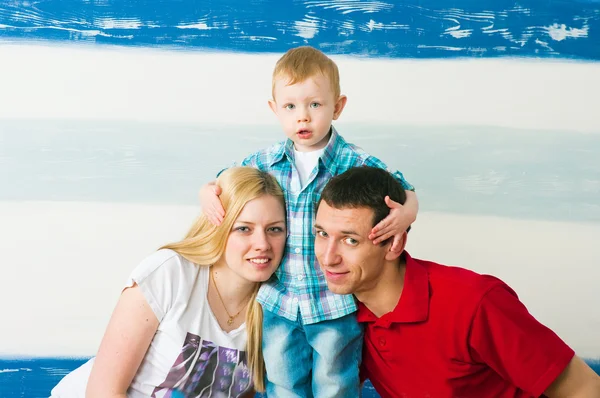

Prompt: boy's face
[{"left": 269, "top": 73, "right": 347, "bottom": 152}]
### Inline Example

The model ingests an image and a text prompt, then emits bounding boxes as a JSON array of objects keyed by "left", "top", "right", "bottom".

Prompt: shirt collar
[
  {"left": 319, "top": 126, "right": 344, "bottom": 175},
  {"left": 268, "top": 126, "right": 343, "bottom": 174},
  {"left": 356, "top": 252, "right": 430, "bottom": 326}
]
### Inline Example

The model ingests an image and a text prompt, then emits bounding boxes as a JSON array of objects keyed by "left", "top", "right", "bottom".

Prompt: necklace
[{"left": 211, "top": 269, "right": 253, "bottom": 326}]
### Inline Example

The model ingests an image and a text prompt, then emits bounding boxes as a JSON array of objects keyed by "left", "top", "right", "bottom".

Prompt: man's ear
[
  {"left": 268, "top": 99, "right": 277, "bottom": 115},
  {"left": 333, "top": 95, "right": 347, "bottom": 120},
  {"left": 384, "top": 231, "right": 408, "bottom": 261}
]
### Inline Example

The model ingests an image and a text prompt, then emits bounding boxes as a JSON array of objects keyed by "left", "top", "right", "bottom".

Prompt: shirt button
[
  {"left": 294, "top": 248, "right": 301, "bottom": 254},
  {"left": 378, "top": 337, "right": 386, "bottom": 347},
  {"left": 297, "top": 275, "right": 304, "bottom": 281}
]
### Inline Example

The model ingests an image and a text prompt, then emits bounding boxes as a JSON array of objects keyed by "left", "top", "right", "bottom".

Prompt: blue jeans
[{"left": 261, "top": 308, "right": 363, "bottom": 398}]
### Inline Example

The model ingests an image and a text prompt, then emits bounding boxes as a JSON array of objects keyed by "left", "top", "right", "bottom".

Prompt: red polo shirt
[{"left": 358, "top": 252, "right": 574, "bottom": 398}]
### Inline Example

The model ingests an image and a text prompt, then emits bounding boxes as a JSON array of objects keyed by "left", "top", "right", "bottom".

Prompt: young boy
[{"left": 200, "top": 46, "right": 418, "bottom": 397}]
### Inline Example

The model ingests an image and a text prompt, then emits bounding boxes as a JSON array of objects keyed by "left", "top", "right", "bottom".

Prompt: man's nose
[{"left": 322, "top": 242, "right": 341, "bottom": 266}]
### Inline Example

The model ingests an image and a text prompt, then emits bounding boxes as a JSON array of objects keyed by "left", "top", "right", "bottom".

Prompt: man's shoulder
[{"left": 419, "top": 258, "right": 509, "bottom": 300}]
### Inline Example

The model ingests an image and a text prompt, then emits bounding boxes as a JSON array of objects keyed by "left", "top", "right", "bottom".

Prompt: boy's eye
[
  {"left": 285, "top": 104, "right": 295, "bottom": 110},
  {"left": 310, "top": 102, "right": 321, "bottom": 108}
]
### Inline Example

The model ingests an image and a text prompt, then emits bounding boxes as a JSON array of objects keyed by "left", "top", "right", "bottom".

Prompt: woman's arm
[{"left": 86, "top": 284, "right": 159, "bottom": 398}]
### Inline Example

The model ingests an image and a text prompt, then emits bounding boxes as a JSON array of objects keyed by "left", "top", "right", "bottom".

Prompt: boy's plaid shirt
[{"left": 239, "top": 127, "right": 414, "bottom": 324}]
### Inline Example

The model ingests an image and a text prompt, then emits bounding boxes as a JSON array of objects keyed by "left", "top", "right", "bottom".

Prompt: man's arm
[
  {"left": 544, "top": 356, "right": 600, "bottom": 397},
  {"left": 468, "top": 284, "right": 579, "bottom": 397}
]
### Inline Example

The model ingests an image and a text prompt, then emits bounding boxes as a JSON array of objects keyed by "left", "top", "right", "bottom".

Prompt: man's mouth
[{"left": 325, "top": 270, "right": 349, "bottom": 282}]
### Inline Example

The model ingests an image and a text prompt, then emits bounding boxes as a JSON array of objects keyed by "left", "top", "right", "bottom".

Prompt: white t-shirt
[
  {"left": 293, "top": 147, "right": 325, "bottom": 189},
  {"left": 50, "top": 249, "right": 254, "bottom": 398}
]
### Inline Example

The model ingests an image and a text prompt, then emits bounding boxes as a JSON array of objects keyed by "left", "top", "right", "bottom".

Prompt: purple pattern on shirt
[{"left": 151, "top": 332, "right": 253, "bottom": 398}]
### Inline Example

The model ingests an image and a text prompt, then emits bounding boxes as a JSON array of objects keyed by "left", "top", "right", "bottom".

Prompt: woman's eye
[
  {"left": 268, "top": 226, "right": 285, "bottom": 233},
  {"left": 236, "top": 226, "right": 250, "bottom": 232}
]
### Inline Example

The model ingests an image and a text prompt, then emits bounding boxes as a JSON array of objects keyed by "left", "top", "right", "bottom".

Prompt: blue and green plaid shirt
[{"left": 240, "top": 127, "right": 414, "bottom": 324}]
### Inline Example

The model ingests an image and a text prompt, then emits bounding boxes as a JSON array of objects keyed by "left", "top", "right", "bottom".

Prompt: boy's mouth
[{"left": 296, "top": 129, "right": 313, "bottom": 139}]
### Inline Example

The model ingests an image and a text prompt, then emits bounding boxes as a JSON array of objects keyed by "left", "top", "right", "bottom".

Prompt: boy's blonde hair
[
  {"left": 272, "top": 46, "right": 341, "bottom": 100},
  {"left": 162, "top": 166, "right": 284, "bottom": 392}
]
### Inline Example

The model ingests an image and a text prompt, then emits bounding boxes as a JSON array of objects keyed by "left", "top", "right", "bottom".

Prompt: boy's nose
[{"left": 297, "top": 108, "right": 310, "bottom": 123}]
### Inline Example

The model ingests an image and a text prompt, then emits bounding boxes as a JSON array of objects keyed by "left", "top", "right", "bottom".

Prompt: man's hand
[{"left": 199, "top": 181, "right": 225, "bottom": 226}]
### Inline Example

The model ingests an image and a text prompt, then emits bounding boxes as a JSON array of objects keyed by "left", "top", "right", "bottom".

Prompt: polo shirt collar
[
  {"left": 356, "top": 252, "right": 430, "bottom": 325},
  {"left": 269, "top": 126, "right": 343, "bottom": 174}
]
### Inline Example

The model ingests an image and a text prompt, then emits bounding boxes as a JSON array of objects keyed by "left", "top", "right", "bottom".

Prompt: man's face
[{"left": 314, "top": 201, "right": 390, "bottom": 296}]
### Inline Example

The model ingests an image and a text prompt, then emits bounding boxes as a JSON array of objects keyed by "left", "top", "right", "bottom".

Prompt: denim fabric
[{"left": 261, "top": 308, "right": 363, "bottom": 397}]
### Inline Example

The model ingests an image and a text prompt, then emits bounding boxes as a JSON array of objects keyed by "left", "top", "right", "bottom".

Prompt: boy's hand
[
  {"left": 199, "top": 181, "right": 225, "bottom": 226},
  {"left": 369, "top": 196, "right": 412, "bottom": 252}
]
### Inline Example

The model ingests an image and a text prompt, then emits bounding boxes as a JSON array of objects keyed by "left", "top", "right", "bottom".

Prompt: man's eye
[
  {"left": 343, "top": 237, "right": 358, "bottom": 245},
  {"left": 316, "top": 230, "right": 328, "bottom": 238}
]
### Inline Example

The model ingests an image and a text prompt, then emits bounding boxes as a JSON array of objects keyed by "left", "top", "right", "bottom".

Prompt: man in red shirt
[{"left": 313, "top": 166, "right": 600, "bottom": 398}]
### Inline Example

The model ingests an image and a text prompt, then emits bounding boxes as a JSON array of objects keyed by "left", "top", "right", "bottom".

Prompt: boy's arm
[
  {"left": 199, "top": 181, "right": 224, "bottom": 225},
  {"left": 198, "top": 152, "right": 261, "bottom": 226},
  {"left": 369, "top": 191, "right": 418, "bottom": 249},
  {"left": 363, "top": 157, "right": 418, "bottom": 249}
]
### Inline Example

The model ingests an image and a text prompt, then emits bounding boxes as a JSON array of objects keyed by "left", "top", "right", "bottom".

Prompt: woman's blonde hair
[{"left": 162, "top": 166, "right": 284, "bottom": 392}]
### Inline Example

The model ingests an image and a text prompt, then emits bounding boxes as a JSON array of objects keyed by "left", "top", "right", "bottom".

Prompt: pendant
[{"left": 227, "top": 317, "right": 234, "bottom": 325}]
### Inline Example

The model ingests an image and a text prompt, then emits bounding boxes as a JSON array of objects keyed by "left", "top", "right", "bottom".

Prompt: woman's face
[{"left": 222, "top": 194, "right": 286, "bottom": 283}]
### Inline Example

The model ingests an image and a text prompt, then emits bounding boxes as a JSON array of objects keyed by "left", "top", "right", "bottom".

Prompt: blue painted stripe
[
  {"left": 0, "top": 357, "right": 598, "bottom": 398},
  {"left": 0, "top": 0, "right": 599, "bottom": 59}
]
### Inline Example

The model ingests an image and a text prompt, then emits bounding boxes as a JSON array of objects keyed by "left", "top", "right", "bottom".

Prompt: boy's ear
[
  {"left": 268, "top": 99, "right": 277, "bottom": 114},
  {"left": 333, "top": 95, "right": 347, "bottom": 120}
]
